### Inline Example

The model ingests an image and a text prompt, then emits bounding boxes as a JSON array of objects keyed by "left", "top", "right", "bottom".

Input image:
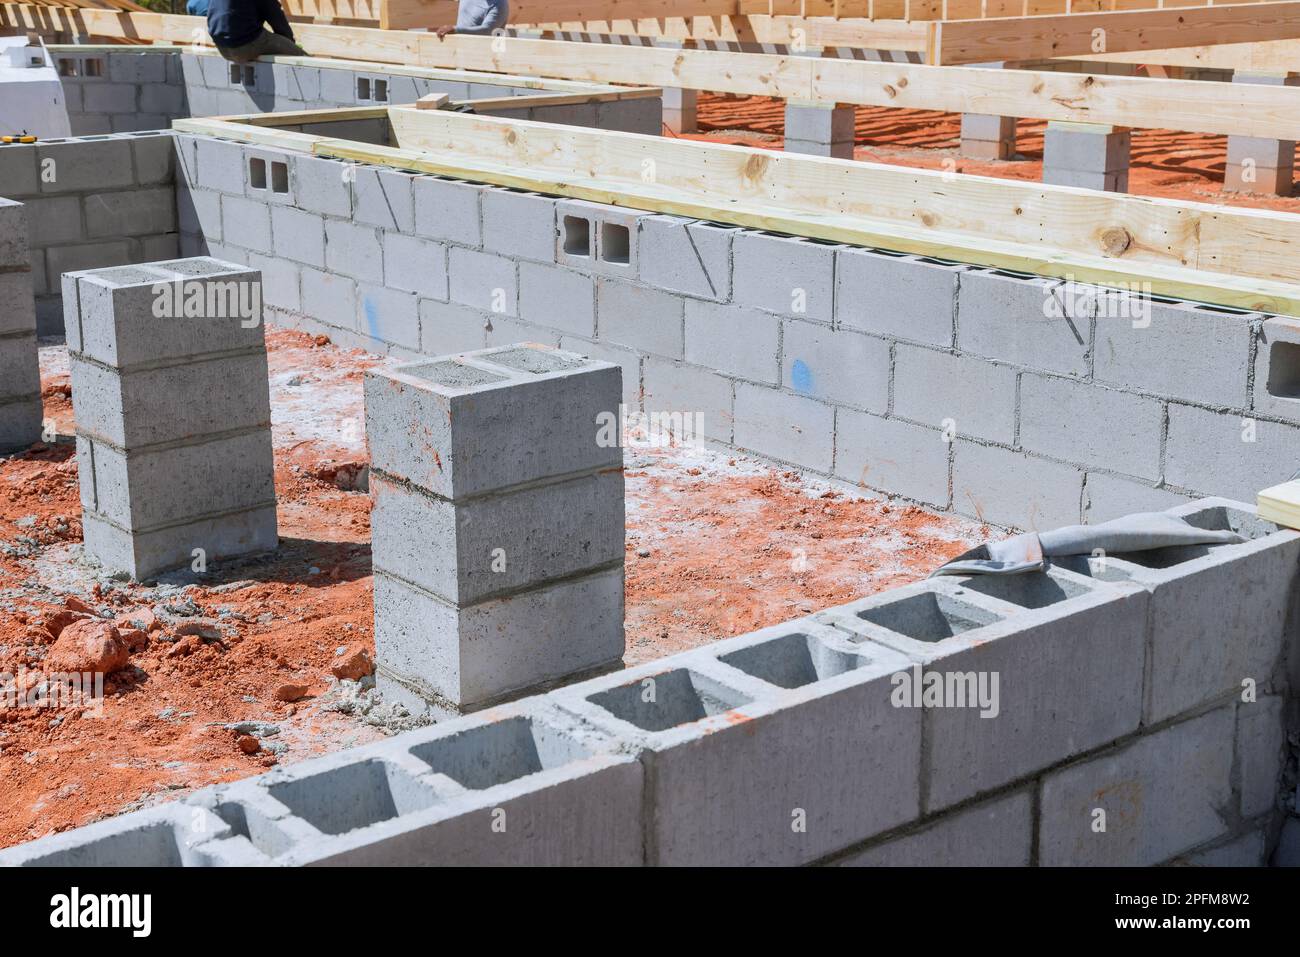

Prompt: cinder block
[
  {"left": 518, "top": 262, "right": 595, "bottom": 336},
  {"left": 732, "top": 231, "right": 834, "bottom": 321},
  {"left": 554, "top": 623, "right": 920, "bottom": 865},
  {"left": 324, "top": 219, "right": 383, "bottom": 283},
  {"left": 952, "top": 441, "right": 1083, "bottom": 529},
  {"left": 956, "top": 270, "right": 1091, "bottom": 377},
  {"left": 1082, "top": 473, "right": 1188, "bottom": 523},
  {"left": 1181, "top": 829, "right": 1267, "bottom": 866},
  {"left": 892, "top": 346, "right": 1014, "bottom": 443},
  {"left": 836, "top": 249, "right": 959, "bottom": 346},
  {"left": 660, "top": 86, "right": 698, "bottom": 134},
  {"left": 447, "top": 248, "right": 517, "bottom": 316},
  {"left": 1043, "top": 168, "right": 1129, "bottom": 192},
  {"left": 292, "top": 154, "right": 351, "bottom": 218},
  {"left": 1165, "top": 403, "right": 1300, "bottom": 501},
  {"left": 596, "top": 95, "right": 662, "bottom": 135},
  {"left": 684, "top": 300, "right": 779, "bottom": 384},
  {"left": 733, "top": 382, "right": 834, "bottom": 472},
  {"left": 1018, "top": 375, "right": 1163, "bottom": 480},
  {"left": 418, "top": 300, "right": 490, "bottom": 355},
  {"left": 959, "top": 113, "right": 1017, "bottom": 161},
  {"left": 243, "top": 251, "right": 299, "bottom": 314},
  {"left": 371, "top": 468, "right": 623, "bottom": 605},
  {"left": 1224, "top": 161, "right": 1294, "bottom": 196},
  {"left": 641, "top": 357, "right": 733, "bottom": 444},
  {"left": 221, "top": 194, "right": 273, "bottom": 254},
  {"left": 352, "top": 166, "right": 416, "bottom": 232},
  {"left": 413, "top": 177, "right": 484, "bottom": 247},
  {"left": 784, "top": 101, "right": 855, "bottom": 154},
  {"left": 1252, "top": 315, "right": 1300, "bottom": 422},
  {"left": 558, "top": 335, "right": 640, "bottom": 406},
  {"left": 821, "top": 572, "right": 1147, "bottom": 811},
  {"left": 0, "top": 390, "right": 44, "bottom": 453},
  {"left": 107, "top": 51, "right": 167, "bottom": 85},
  {"left": 0, "top": 145, "right": 40, "bottom": 198},
  {"left": 0, "top": 802, "right": 236, "bottom": 867},
  {"left": 1096, "top": 498, "right": 1300, "bottom": 724},
  {"left": 21, "top": 195, "right": 79, "bottom": 246},
  {"left": 300, "top": 267, "right": 357, "bottom": 332},
  {"left": 45, "top": 241, "right": 133, "bottom": 285},
  {"left": 834, "top": 409, "right": 950, "bottom": 506},
  {"left": 637, "top": 216, "right": 732, "bottom": 301},
  {"left": 192, "top": 136, "right": 247, "bottom": 196},
  {"left": 318, "top": 65, "right": 360, "bottom": 105},
  {"left": 37, "top": 138, "right": 134, "bottom": 195},
  {"left": 482, "top": 189, "right": 556, "bottom": 263},
  {"left": 782, "top": 320, "right": 889, "bottom": 412},
  {"left": 270, "top": 205, "right": 325, "bottom": 268},
  {"left": 1038, "top": 706, "right": 1235, "bottom": 866},
  {"left": 0, "top": 271, "right": 36, "bottom": 337},
  {"left": 364, "top": 345, "right": 622, "bottom": 499},
  {"left": 1237, "top": 696, "right": 1285, "bottom": 819},
  {"left": 131, "top": 134, "right": 177, "bottom": 186},
  {"left": 83, "top": 83, "right": 138, "bottom": 115},
  {"left": 1094, "top": 295, "right": 1252, "bottom": 407},
  {"left": 356, "top": 283, "right": 420, "bottom": 351},
  {"left": 555, "top": 199, "right": 643, "bottom": 277},
  {"left": 382, "top": 232, "right": 448, "bottom": 300},
  {"left": 84, "top": 187, "right": 176, "bottom": 239},
  {"left": 1043, "top": 122, "right": 1131, "bottom": 174},
  {"left": 596, "top": 279, "right": 683, "bottom": 359},
  {"left": 138, "top": 82, "right": 185, "bottom": 117},
  {"left": 835, "top": 790, "right": 1032, "bottom": 866}
]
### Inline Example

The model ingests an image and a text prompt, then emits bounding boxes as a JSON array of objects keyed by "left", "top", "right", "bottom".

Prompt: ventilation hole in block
[
  {"left": 1179, "top": 504, "right": 1276, "bottom": 540},
  {"left": 58, "top": 59, "right": 76, "bottom": 77},
  {"left": 1110, "top": 545, "right": 1221, "bottom": 569},
  {"left": 587, "top": 668, "right": 751, "bottom": 733},
  {"left": 356, "top": 76, "right": 372, "bottom": 101},
  {"left": 270, "top": 161, "right": 289, "bottom": 194},
  {"left": 211, "top": 801, "right": 294, "bottom": 858},
  {"left": 21, "top": 821, "right": 186, "bottom": 867},
  {"left": 82, "top": 58, "right": 103, "bottom": 78},
  {"left": 1266, "top": 341, "right": 1300, "bottom": 402},
  {"left": 855, "top": 591, "right": 1001, "bottom": 643},
  {"left": 562, "top": 215, "right": 591, "bottom": 257},
  {"left": 600, "top": 222, "right": 631, "bottom": 265},
  {"left": 718, "top": 631, "right": 866, "bottom": 690},
  {"left": 482, "top": 346, "right": 584, "bottom": 375},
  {"left": 242, "top": 64, "right": 255, "bottom": 86},
  {"left": 409, "top": 716, "right": 591, "bottom": 790},
  {"left": 374, "top": 79, "right": 389, "bottom": 102},
  {"left": 249, "top": 157, "right": 267, "bottom": 190},
  {"left": 266, "top": 760, "right": 437, "bottom": 836},
  {"left": 957, "top": 571, "right": 1090, "bottom": 610},
  {"left": 403, "top": 359, "right": 508, "bottom": 389},
  {"left": 229, "top": 62, "right": 242, "bottom": 84}
]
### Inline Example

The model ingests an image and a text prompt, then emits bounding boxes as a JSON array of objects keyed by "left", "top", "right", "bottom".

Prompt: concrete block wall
[
  {"left": 2, "top": 495, "right": 1293, "bottom": 866},
  {"left": 0, "top": 199, "right": 42, "bottom": 452},
  {"left": 365, "top": 344, "right": 626, "bottom": 712},
  {"left": 0, "top": 131, "right": 180, "bottom": 335},
  {"left": 174, "top": 135, "right": 1300, "bottom": 532},
  {"left": 64, "top": 258, "right": 278, "bottom": 579},
  {"left": 50, "top": 47, "right": 660, "bottom": 137}
]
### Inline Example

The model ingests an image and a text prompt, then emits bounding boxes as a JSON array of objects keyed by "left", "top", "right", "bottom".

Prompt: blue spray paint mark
[
  {"left": 363, "top": 296, "right": 380, "bottom": 338},
  {"left": 791, "top": 358, "right": 814, "bottom": 395}
]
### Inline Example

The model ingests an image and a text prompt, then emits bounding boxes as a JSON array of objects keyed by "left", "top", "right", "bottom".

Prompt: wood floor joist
[
  {"left": 8, "top": 5, "right": 1295, "bottom": 139},
  {"left": 173, "top": 107, "right": 1300, "bottom": 317}
]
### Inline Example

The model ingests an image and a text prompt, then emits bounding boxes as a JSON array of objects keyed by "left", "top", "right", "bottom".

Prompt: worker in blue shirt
[
  {"left": 207, "top": 0, "right": 308, "bottom": 63},
  {"left": 435, "top": 0, "right": 509, "bottom": 37},
  {"left": 186, "top": 0, "right": 209, "bottom": 15}
]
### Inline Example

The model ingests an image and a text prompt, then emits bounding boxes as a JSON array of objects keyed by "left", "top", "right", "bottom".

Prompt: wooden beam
[
  {"left": 7, "top": 6, "right": 1299, "bottom": 138},
  {"left": 528, "top": 15, "right": 931, "bottom": 51},
  {"left": 933, "top": 3, "right": 1300, "bottom": 64},
  {"left": 1079, "top": 37, "right": 1300, "bottom": 71},
  {"left": 173, "top": 108, "right": 1300, "bottom": 317},
  {"left": 380, "top": 0, "right": 741, "bottom": 31}
]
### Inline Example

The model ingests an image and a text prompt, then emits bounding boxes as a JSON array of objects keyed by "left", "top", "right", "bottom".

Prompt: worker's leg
[{"left": 216, "top": 30, "right": 308, "bottom": 64}]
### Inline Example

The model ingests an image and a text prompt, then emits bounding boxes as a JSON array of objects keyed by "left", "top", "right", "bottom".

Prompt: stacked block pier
[
  {"left": 65, "top": 258, "right": 278, "bottom": 580},
  {"left": 365, "top": 343, "right": 625, "bottom": 715},
  {"left": 0, "top": 199, "right": 42, "bottom": 452}
]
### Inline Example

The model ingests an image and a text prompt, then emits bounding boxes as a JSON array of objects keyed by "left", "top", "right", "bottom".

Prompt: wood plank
[
  {"left": 933, "top": 2, "right": 1300, "bottom": 64},
  {"left": 381, "top": 0, "right": 740, "bottom": 30},
  {"left": 1079, "top": 37, "right": 1300, "bottom": 70},
  {"left": 169, "top": 106, "right": 1296, "bottom": 315},
  {"left": 1257, "top": 479, "right": 1300, "bottom": 529}
]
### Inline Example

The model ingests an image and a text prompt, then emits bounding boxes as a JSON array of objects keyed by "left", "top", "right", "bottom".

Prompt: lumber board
[
  {"left": 1258, "top": 479, "right": 1300, "bottom": 530},
  {"left": 7, "top": 6, "right": 1299, "bottom": 139},
  {"left": 1079, "top": 38, "right": 1300, "bottom": 71},
  {"left": 933, "top": 3, "right": 1300, "bottom": 64},
  {"left": 380, "top": 0, "right": 740, "bottom": 30}
]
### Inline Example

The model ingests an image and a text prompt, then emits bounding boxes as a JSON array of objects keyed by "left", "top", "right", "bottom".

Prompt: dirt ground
[
  {"left": 0, "top": 327, "right": 986, "bottom": 849},
  {"left": 687, "top": 94, "right": 1300, "bottom": 214}
]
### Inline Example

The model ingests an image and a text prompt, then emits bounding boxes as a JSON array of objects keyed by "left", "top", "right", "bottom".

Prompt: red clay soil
[
  {"left": 0, "top": 328, "right": 985, "bottom": 849},
  {"left": 685, "top": 93, "right": 1300, "bottom": 214}
]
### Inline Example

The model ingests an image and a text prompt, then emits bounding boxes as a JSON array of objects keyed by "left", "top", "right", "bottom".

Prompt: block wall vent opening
[
  {"left": 357, "top": 76, "right": 372, "bottom": 101},
  {"left": 82, "top": 58, "right": 103, "bottom": 78},
  {"left": 229, "top": 62, "right": 242, "bottom": 84},
  {"left": 600, "top": 222, "right": 631, "bottom": 265},
  {"left": 270, "top": 161, "right": 289, "bottom": 194},
  {"left": 586, "top": 668, "right": 751, "bottom": 732},
  {"left": 249, "top": 157, "right": 267, "bottom": 191},
  {"left": 242, "top": 64, "right": 255, "bottom": 86},
  {"left": 562, "top": 215, "right": 591, "bottom": 257},
  {"left": 1266, "top": 341, "right": 1300, "bottom": 402},
  {"left": 57, "top": 58, "right": 76, "bottom": 77},
  {"left": 855, "top": 591, "right": 1001, "bottom": 643},
  {"left": 374, "top": 79, "right": 389, "bottom": 102}
]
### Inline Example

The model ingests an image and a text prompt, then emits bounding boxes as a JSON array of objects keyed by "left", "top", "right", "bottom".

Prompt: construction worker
[
  {"left": 207, "top": 0, "right": 308, "bottom": 63},
  {"left": 434, "top": 0, "right": 509, "bottom": 37}
]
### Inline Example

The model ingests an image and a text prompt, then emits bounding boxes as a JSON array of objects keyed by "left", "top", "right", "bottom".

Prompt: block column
[
  {"left": 0, "top": 199, "right": 42, "bottom": 453},
  {"left": 65, "top": 257, "right": 278, "bottom": 580},
  {"left": 1042, "top": 121, "right": 1131, "bottom": 192},
  {"left": 1224, "top": 72, "right": 1298, "bottom": 197},
  {"left": 654, "top": 39, "right": 698, "bottom": 134},
  {"left": 959, "top": 62, "right": 1017, "bottom": 160},
  {"left": 784, "top": 100, "right": 855, "bottom": 160},
  {"left": 365, "top": 343, "right": 626, "bottom": 715}
]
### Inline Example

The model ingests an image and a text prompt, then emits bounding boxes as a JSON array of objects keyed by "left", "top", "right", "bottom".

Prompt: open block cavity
[
  {"left": 408, "top": 715, "right": 591, "bottom": 790},
  {"left": 586, "top": 668, "right": 751, "bottom": 732},
  {"left": 266, "top": 761, "right": 438, "bottom": 836}
]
